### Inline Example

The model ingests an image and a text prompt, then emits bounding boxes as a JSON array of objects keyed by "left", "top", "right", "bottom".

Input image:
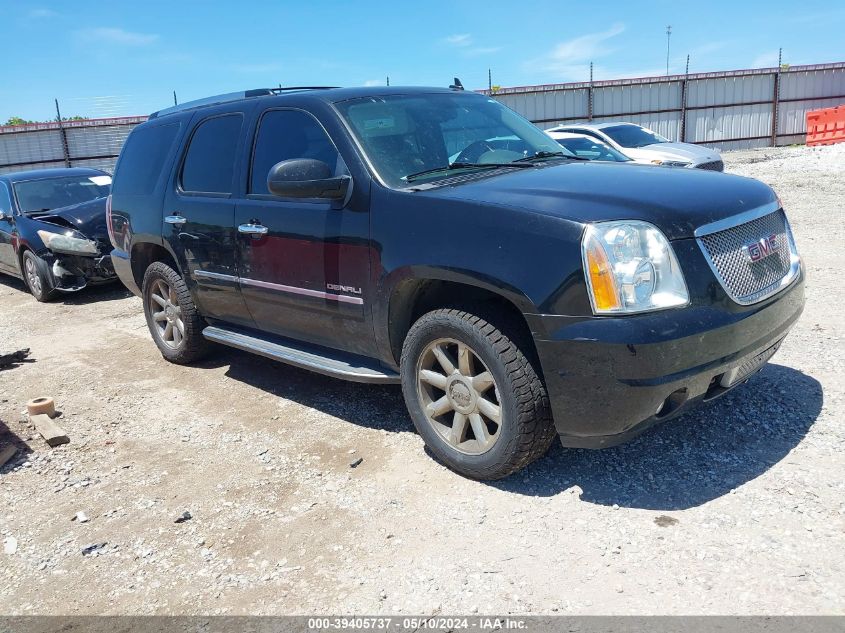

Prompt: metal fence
[
  {"left": 484, "top": 61, "right": 845, "bottom": 150},
  {"left": 0, "top": 116, "right": 147, "bottom": 175},
  {"left": 2, "top": 61, "right": 843, "bottom": 174}
]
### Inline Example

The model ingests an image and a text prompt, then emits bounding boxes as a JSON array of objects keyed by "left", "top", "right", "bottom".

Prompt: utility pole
[
  {"left": 173, "top": 91, "right": 178, "bottom": 106},
  {"left": 488, "top": 68, "right": 492, "bottom": 91},
  {"left": 665, "top": 25, "right": 672, "bottom": 75},
  {"left": 54, "top": 99, "right": 71, "bottom": 168},
  {"left": 386, "top": 76, "right": 390, "bottom": 86}
]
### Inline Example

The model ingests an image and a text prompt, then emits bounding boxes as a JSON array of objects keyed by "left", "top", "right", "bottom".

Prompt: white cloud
[
  {"left": 363, "top": 79, "right": 383, "bottom": 86},
  {"left": 444, "top": 33, "right": 472, "bottom": 47},
  {"left": 76, "top": 27, "right": 159, "bottom": 46},
  {"left": 28, "top": 8, "right": 58, "bottom": 18},
  {"left": 751, "top": 51, "right": 780, "bottom": 68},
  {"left": 530, "top": 23, "right": 625, "bottom": 79}
]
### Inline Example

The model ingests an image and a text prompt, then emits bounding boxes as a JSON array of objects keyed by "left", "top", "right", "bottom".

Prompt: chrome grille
[
  {"left": 697, "top": 160, "right": 724, "bottom": 172},
  {"left": 697, "top": 208, "right": 799, "bottom": 305}
]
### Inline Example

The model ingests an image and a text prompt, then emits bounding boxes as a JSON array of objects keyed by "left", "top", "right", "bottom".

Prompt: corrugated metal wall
[
  {"left": 0, "top": 117, "right": 146, "bottom": 175},
  {"left": 488, "top": 62, "right": 845, "bottom": 150}
]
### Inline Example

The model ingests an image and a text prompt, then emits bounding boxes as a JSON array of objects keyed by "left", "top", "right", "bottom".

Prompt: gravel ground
[{"left": 0, "top": 143, "right": 843, "bottom": 615}]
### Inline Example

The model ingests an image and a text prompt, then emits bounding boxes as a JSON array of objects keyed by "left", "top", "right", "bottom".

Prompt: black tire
[
  {"left": 22, "top": 250, "right": 57, "bottom": 302},
  {"left": 141, "top": 261, "right": 211, "bottom": 364},
  {"left": 400, "top": 308, "right": 556, "bottom": 480}
]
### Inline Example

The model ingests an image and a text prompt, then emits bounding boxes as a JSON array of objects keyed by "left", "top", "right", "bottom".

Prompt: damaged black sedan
[{"left": 0, "top": 167, "right": 115, "bottom": 301}]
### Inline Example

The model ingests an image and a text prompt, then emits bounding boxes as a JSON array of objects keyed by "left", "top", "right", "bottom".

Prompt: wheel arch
[
  {"left": 381, "top": 267, "right": 540, "bottom": 369},
  {"left": 130, "top": 240, "right": 181, "bottom": 291}
]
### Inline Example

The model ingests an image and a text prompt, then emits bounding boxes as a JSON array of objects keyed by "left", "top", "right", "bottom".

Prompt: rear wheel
[
  {"left": 142, "top": 261, "right": 210, "bottom": 364},
  {"left": 400, "top": 308, "right": 556, "bottom": 480},
  {"left": 22, "top": 251, "right": 56, "bottom": 302}
]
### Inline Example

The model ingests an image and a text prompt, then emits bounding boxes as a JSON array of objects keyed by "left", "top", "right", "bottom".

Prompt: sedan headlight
[
  {"left": 37, "top": 229, "right": 98, "bottom": 255},
  {"left": 582, "top": 221, "right": 689, "bottom": 314}
]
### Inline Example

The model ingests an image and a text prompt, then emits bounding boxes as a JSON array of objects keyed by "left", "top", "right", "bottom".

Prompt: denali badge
[
  {"left": 742, "top": 234, "right": 780, "bottom": 263},
  {"left": 326, "top": 283, "right": 362, "bottom": 295}
]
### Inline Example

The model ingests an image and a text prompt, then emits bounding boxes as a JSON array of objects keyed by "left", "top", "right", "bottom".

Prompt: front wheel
[
  {"left": 400, "top": 308, "right": 556, "bottom": 480},
  {"left": 22, "top": 251, "right": 57, "bottom": 302},
  {"left": 142, "top": 261, "right": 211, "bottom": 364}
]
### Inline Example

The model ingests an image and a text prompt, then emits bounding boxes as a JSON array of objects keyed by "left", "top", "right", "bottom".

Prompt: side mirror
[{"left": 267, "top": 159, "right": 350, "bottom": 200}]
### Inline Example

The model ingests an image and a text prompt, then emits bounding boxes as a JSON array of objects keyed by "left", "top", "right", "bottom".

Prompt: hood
[
  {"left": 421, "top": 161, "right": 776, "bottom": 240},
  {"left": 34, "top": 197, "right": 108, "bottom": 239},
  {"left": 625, "top": 142, "right": 720, "bottom": 164}
]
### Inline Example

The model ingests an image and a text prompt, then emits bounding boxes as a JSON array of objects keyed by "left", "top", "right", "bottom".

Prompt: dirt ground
[{"left": 1, "top": 144, "right": 843, "bottom": 615}]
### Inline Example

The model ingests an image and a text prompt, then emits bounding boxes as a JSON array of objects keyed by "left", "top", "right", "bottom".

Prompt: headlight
[
  {"left": 581, "top": 221, "right": 689, "bottom": 314},
  {"left": 37, "top": 229, "right": 98, "bottom": 255}
]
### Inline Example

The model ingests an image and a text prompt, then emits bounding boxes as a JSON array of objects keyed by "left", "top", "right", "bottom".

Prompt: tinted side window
[
  {"left": 181, "top": 114, "right": 243, "bottom": 194},
  {"left": 250, "top": 110, "right": 339, "bottom": 195},
  {"left": 112, "top": 123, "right": 180, "bottom": 196}
]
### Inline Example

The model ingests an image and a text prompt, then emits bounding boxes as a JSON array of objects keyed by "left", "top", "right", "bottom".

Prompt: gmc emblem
[{"left": 742, "top": 234, "right": 780, "bottom": 263}]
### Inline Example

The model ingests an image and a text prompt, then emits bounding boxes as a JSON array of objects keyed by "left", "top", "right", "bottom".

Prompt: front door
[
  {"left": 234, "top": 108, "right": 374, "bottom": 357},
  {"left": 163, "top": 107, "right": 254, "bottom": 328},
  {"left": 0, "top": 182, "right": 17, "bottom": 273}
]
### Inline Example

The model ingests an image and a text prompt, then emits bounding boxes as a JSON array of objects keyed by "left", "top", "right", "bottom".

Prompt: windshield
[
  {"left": 13, "top": 174, "right": 111, "bottom": 214},
  {"left": 336, "top": 93, "right": 566, "bottom": 187},
  {"left": 555, "top": 137, "right": 630, "bottom": 162},
  {"left": 601, "top": 124, "right": 669, "bottom": 148}
]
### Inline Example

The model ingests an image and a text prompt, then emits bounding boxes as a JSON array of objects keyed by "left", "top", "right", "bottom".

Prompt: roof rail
[{"left": 150, "top": 86, "right": 339, "bottom": 118}]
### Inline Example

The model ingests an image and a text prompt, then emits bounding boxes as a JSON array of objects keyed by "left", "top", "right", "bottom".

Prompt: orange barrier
[{"left": 806, "top": 105, "right": 845, "bottom": 146}]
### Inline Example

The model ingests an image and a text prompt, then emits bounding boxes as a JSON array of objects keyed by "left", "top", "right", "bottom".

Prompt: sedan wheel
[{"left": 24, "top": 257, "right": 42, "bottom": 297}]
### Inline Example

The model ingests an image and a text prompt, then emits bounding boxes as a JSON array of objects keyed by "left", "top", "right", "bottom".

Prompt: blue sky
[{"left": 2, "top": 0, "right": 843, "bottom": 122}]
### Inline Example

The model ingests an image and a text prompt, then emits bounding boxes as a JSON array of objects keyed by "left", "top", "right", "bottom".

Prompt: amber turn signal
[{"left": 584, "top": 237, "right": 621, "bottom": 312}]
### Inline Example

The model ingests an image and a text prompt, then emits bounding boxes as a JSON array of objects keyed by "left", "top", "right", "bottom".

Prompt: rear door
[
  {"left": 234, "top": 107, "right": 374, "bottom": 356},
  {"left": 0, "top": 181, "right": 17, "bottom": 273},
  {"left": 163, "top": 104, "right": 255, "bottom": 328}
]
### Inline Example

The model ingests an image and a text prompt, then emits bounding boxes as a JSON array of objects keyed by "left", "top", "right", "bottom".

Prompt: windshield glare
[
  {"left": 14, "top": 174, "right": 111, "bottom": 214},
  {"left": 601, "top": 124, "right": 668, "bottom": 148},
  {"left": 336, "top": 93, "right": 566, "bottom": 187}
]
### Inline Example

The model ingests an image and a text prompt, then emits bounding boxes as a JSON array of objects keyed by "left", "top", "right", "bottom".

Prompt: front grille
[
  {"left": 697, "top": 209, "right": 798, "bottom": 305},
  {"left": 697, "top": 160, "right": 724, "bottom": 172}
]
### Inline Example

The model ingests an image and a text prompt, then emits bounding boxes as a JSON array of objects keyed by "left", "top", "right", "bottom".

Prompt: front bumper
[
  {"left": 39, "top": 250, "right": 117, "bottom": 292},
  {"left": 528, "top": 271, "right": 805, "bottom": 448}
]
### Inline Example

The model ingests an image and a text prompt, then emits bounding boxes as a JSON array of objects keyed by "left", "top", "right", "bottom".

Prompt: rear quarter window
[{"left": 112, "top": 122, "right": 181, "bottom": 196}]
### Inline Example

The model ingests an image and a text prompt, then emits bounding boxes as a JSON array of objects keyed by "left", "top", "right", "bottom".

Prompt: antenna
[
  {"left": 666, "top": 25, "right": 672, "bottom": 75},
  {"left": 450, "top": 77, "right": 464, "bottom": 91}
]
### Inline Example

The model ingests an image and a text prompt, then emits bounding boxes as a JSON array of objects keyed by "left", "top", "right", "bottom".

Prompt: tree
[{"left": 4, "top": 116, "right": 34, "bottom": 126}]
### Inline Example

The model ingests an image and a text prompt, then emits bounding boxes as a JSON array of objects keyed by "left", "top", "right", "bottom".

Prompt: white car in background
[
  {"left": 547, "top": 122, "right": 724, "bottom": 171},
  {"left": 546, "top": 131, "right": 632, "bottom": 163}
]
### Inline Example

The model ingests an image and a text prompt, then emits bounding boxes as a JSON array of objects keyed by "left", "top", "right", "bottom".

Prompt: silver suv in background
[{"left": 547, "top": 122, "right": 724, "bottom": 171}]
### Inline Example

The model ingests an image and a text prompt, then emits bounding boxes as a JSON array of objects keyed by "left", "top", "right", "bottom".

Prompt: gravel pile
[{"left": 0, "top": 143, "right": 843, "bottom": 615}]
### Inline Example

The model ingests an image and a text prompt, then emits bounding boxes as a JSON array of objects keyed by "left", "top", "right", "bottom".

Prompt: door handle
[
  {"left": 164, "top": 214, "right": 187, "bottom": 226},
  {"left": 238, "top": 223, "right": 269, "bottom": 236}
]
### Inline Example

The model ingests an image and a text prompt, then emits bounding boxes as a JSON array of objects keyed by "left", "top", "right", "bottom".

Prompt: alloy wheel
[
  {"left": 24, "top": 257, "right": 42, "bottom": 296},
  {"left": 416, "top": 338, "right": 502, "bottom": 455},
  {"left": 149, "top": 279, "right": 184, "bottom": 349}
]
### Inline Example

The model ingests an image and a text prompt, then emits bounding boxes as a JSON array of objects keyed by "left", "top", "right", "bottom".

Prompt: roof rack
[{"left": 149, "top": 86, "right": 339, "bottom": 118}]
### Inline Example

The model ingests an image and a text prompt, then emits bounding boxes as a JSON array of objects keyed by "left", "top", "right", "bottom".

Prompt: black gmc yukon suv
[{"left": 108, "top": 86, "right": 805, "bottom": 479}]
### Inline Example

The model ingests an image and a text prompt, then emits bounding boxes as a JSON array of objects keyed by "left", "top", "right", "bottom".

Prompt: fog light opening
[{"left": 655, "top": 389, "right": 688, "bottom": 419}]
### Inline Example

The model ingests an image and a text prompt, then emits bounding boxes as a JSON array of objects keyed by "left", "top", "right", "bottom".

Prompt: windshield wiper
[
  {"left": 405, "top": 161, "right": 534, "bottom": 182},
  {"left": 513, "top": 151, "right": 589, "bottom": 163}
]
